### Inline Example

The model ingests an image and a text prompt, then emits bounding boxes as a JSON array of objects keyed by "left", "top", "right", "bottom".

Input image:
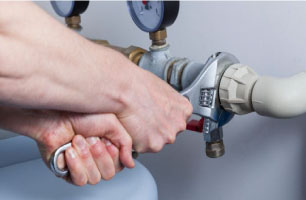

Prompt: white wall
[{"left": 37, "top": 2, "right": 306, "bottom": 200}]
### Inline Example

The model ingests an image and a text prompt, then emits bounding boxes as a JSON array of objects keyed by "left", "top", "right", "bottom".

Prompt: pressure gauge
[
  {"left": 51, "top": 1, "right": 89, "bottom": 17},
  {"left": 127, "top": 0, "right": 179, "bottom": 33}
]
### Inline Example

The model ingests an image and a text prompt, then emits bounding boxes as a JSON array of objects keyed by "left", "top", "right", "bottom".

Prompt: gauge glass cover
[
  {"left": 128, "top": 0, "right": 165, "bottom": 32},
  {"left": 51, "top": 1, "right": 75, "bottom": 17}
]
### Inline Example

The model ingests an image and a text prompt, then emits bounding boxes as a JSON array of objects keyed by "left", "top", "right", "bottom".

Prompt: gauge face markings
[
  {"left": 128, "top": 0, "right": 179, "bottom": 33},
  {"left": 129, "top": 0, "right": 164, "bottom": 32}
]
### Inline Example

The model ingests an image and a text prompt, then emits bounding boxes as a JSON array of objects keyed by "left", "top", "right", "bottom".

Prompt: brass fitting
[
  {"left": 65, "top": 15, "right": 82, "bottom": 30},
  {"left": 122, "top": 46, "right": 147, "bottom": 65},
  {"left": 91, "top": 40, "right": 147, "bottom": 65},
  {"left": 206, "top": 141, "right": 225, "bottom": 158},
  {"left": 91, "top": 39, "right": 110, "bottom": 46},
  {"left": 149, "top": 29, "right": 167, "bottom": 46}
]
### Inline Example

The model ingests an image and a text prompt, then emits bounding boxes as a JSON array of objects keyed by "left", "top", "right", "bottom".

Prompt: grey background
[{"left": 13, "top": 1, "right": 306, "bottom": 200}]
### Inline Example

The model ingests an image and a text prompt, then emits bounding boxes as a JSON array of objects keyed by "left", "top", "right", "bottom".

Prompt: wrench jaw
[
  {"left": 182, "top": 52, "right": 239, "bottom": 158},
  {"left": 203, "top": 108, "right": 234, "bottom": 158}
]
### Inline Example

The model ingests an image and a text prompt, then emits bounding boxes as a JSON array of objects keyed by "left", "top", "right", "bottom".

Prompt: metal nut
[
  {"left": 65, "top": 15, "right": 82, "bottom": 30},
  {"left": 149, "top": 29, "right": 167, "bottom": 41},
  {"left": 169, "top": 58, "right": 189, "bottom": 90},
  {"left": 206, "top": 140, "right": 225, "bottom": 158}
]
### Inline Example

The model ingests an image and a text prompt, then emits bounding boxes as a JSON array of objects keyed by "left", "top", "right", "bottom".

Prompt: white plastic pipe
[{"left": 252, "top": 72, "right": 306, "bottom": 118}]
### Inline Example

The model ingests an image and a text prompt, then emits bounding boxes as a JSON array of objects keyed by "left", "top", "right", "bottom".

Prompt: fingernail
[
  {"left": 68, "top": 148, "right": 76, "bottom": 159},
  {"left": 87, "top": 137, "right": 99, "bottom": 146},
  {"left": 132, "top": 160, "right": 135, "bottom": 168},
  {"left": 104, "top": 139, "right": 112, "bottom": 146},
  {"left": 76, "top": 136, "right": 86, "bottom": 150}
]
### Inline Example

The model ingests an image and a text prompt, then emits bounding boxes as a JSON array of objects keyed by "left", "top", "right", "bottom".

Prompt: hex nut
[{"left": 169, "top": 58, "right": 189, "bottom": 90}]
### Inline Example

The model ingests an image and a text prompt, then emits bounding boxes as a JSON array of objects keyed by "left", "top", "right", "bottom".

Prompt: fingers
[
  {"left": 65, "top": 147, "right": 87, "bottom": 186},
  {"left": 72, "top": 135, "right": 101, "bottom": 185},
  {"left": 86, "top": 137, "right": 116, "bottom": 180},
  {"left": 64, "top": 136, "right": 121, "bottom": 186},
  {"left": 56, "top": 152, "right": 66, "bottom": 170},
  {"left": 102, "top": 138, "right": 122, "bottom": 173},
  {"left": 71, "top": 114, "right": 135, "bottom": 169},
  {"left": 182, "top": 95, "right": 193, "bottom": 120},
  {"left": 102, "top": 114, "right": 135, "bottom": 169}
]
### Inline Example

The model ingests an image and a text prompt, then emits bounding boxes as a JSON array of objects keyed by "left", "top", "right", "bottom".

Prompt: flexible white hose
[{"left": 252, "top": 72, "right": 306, "bottom": 118}]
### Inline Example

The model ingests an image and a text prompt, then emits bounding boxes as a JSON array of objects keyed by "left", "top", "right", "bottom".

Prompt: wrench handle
[{"left": 49, "top": 143, "right": 138, "bottom": 177}]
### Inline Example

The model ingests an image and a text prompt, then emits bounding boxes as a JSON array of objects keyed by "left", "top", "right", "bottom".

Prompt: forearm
[
  {"left": 0, "top": 105, "right": 75, "bottom": 150},
  {"left": 0, "top": 106, "right": 41, "bottom": 139},
  {"left": 0, "top": 2, "right": 138, "bottom": 114}
]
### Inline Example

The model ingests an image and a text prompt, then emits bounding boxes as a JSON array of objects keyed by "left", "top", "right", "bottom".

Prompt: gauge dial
[
  {"left": 51, "top": 1, "right": 89, "bottom": 17},
  {"left": 127, "top": 0, "right": 179, "bottom": 32}
]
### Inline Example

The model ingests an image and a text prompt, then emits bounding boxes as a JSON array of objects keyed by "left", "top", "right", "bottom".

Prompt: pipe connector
[
  {"left": 219, "top": 64, "right": 259, "bottom": 115},
  {"left": 206, "top": 140, "right": 225, "bottom": 158},
  {"left": 65, "top": 15, "right": 82, "bottom": 31},
  {"left": 168, "top": 58, "right": 189, "bottom": 90},
  {"left": 149, "top": 29, "right": 167, "bottom": 48},
  {"left": 220, "top": 63, "right": 306, "bottom": 118}
]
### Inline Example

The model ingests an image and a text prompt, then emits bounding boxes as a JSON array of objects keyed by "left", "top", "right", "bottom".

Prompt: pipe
[
  {"left": 220, "top": 64, "right": 306, "bottom": 118},
  {"left": 252, "top": 72, "right": 306, "bottom": 118}
]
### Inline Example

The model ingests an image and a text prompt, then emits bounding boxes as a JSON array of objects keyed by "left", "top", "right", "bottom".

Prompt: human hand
[
  {"left": 53, "top": 135, "right": 125, "bottom": 185},
  {"left": 117, "top": 68, "right": 193, "bottom": 153},
  {"left": 34, "top": 112, "right": 134, "bottom": 186},
  {"left": 0, "top": 107, "right": 134, "bottom": 186}
]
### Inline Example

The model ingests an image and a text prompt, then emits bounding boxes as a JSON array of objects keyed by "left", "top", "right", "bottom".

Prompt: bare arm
[
  {"left": 0, "top": 2, "right": 193, "bottom": 153},
  {"left": 0, "top": 2, "right": 134, "bottom": 113},
  {"left": 0, "top": 105, "right": 134, "bottom": 185}
]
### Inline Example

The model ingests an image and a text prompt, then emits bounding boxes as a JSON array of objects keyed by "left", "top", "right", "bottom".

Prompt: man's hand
[
  {"left": 0, "top": 107, "right": 134, "bottom": 186},
  {"left": 118, "top": 69, "right": 193, "bottom": 153},
  {"left": 36, "top": 112, "right": 135, "bottom": 186}
]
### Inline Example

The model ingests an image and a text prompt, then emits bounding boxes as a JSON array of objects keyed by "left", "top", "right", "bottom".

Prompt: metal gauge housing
[
  {"left": 51, "top": 1, "right": 89, "bottom": 17},
  {"left": 127, "top": 0, "right": 179, "bottom": 33}
]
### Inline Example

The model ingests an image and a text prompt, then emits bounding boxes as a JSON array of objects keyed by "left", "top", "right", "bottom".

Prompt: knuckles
[
  {"left": 148, "top": 137, "right": 164, "bottom": 153},
  {"left": 177, "top": 121, "right": 187, "bottom": 132},
  {"left": 149, "top": 144, "right": 163, "bottom": 153},
  {"left": 78, "top": 149, "right": 91, "bottom": 160},
  {"left": 167, "top": 134, "right": 176, "bottom": 144},
  {"left": 106, "top": 114, "right": 119, "bottom": 128},
  {"left": 182, "top": 97, "right": 193, "bottom": 118},
  {"left": 90, "top": 142, "right": 104, "bottom": 157},
  {"left": 39, "top": 132, "right": 61, "bottom": 152},
  {"left": 133, "top": 144, "right": 147, "bottom": 153}
]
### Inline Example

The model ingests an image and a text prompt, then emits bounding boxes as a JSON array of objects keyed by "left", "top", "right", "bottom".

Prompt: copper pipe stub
[
  {"left": 206, "top": 140, "right": 225, "bottom": 158},
  {"left": 65, "top": 15, "right": 82, "bottom": 30},
  {"left": 149, "top": 29, "right": 167, "bottom": 46}
]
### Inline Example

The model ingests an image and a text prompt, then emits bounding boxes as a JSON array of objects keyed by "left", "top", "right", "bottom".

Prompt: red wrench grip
[{"left": 186, "top": 117, "right": 204, "bottom": 133}]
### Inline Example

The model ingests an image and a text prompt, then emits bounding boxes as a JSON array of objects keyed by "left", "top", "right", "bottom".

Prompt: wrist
[
  {"left": 95, "top": 48, "right": 140, "bottom": 114},
  {"left": 0, "top": 106, "right": 37, "bottom": 138}
]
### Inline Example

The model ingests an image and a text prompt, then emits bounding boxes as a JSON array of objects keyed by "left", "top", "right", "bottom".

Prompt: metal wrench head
[{"left": 180, "top": 52, "right": 239, "bottom": 157}]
